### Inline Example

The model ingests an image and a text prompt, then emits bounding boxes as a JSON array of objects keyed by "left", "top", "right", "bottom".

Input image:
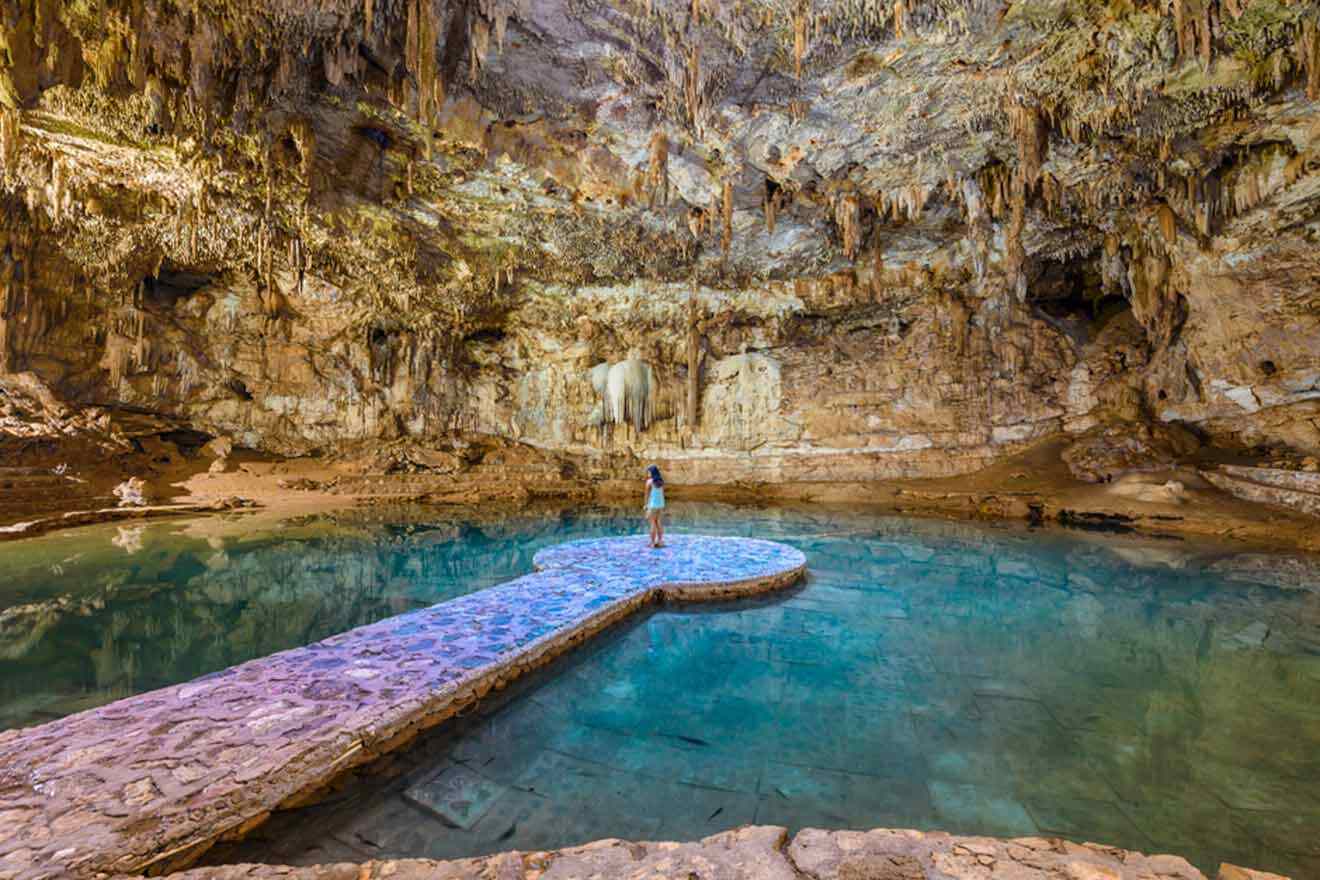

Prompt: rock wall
[{"left": 1, "top": 0, "right": 1319, "bottom": 485}]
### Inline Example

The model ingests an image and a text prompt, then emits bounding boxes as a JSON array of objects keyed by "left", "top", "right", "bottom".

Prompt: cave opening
[
  {"left": 143, "top": 262, "right": 215, "bottom": 310},
  {"left": 227, "top": 378, "right": 254, "bottom": 401},
  {"left": 1029, "top": 251, "right": 1130, "bottom": 340},
  {"left": 368, "top": 323, "right": 404, "bottom": 386},
  {"left": 157, "top": 428, "right": 214, "bottom": 455},
  {"left": 463, "top": 327, "right": 506, "bottom": 345}
]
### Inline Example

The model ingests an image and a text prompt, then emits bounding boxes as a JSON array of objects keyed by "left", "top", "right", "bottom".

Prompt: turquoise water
[
  {"left": 4, "top": 506, "right": 1320, "bottom": 876},
  {"left": 0, "top": 507, "right": 633, "bottom": 729}
]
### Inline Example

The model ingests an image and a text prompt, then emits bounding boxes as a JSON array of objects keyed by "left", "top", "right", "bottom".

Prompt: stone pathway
[{"left": 0, "top": 535, "right": 806, "bottom": 880}]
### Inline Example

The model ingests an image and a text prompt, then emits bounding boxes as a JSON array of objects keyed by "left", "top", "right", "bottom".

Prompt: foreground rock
[{"left": 165, "top": 825, "right": 1290, "bottom": 880}]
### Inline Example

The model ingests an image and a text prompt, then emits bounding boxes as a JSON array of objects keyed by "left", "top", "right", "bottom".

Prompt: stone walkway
[{"left": 0, "top": 535, "right": 806, "bottom": 880}]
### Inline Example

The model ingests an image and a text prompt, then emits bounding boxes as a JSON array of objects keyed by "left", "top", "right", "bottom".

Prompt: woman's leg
[
  {"left": 648, "top": 512, "right": 658, "bottom": 546},
  {"left": 656, "top": 512, "right": 665, "bottom": 547}
]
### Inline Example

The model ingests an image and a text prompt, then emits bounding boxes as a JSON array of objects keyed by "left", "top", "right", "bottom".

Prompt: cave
[
  {"left": 142, "top": 262, "right": 216, "bottom": 310},
  {"left": 157, "top": 428, "right": 215, "bottom": 455},
  {"left": 1, "top": 2, "right": 1319, "bottom": 879}
]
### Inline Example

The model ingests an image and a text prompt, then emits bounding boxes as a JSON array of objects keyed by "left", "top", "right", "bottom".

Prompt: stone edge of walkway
[
  {"left": 154, "top": 824, "right": 1290, "bottom": 880},
  {"left": 0, "top": 535, "right": 806, "bottom": 880}
]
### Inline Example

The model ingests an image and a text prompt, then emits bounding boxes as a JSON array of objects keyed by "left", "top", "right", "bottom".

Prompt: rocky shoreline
[{"left": 171, "top": 825, "right": 1291, "bottom": 880}]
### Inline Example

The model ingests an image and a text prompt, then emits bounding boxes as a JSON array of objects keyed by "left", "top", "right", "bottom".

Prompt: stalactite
[
  {"left": 469, "top": 17, "right": 490, "bottom": 84},
  {"left": 1193, "top": 172, "right": 1220, "bottom": 236},
  {"left": 685, "top": 44, "right": 704, "bottom": 131},
  {"left": 44, "top": 159, "right": 72, "bottom": 226},
  {"left": 1171, "top": 0, "right": 1216, "bottom": 66},
  {"left": 132, "top": 304, "right": 148, "bottom": 378},
  {"left": 647, "top": 131, "right": 669, "bottom": 208},
  {"left": 1008, "top": 102, "right": 1047, "bottom": 188},
  {"left": 834, "top": 193, "right": 862, "bottom": 259},
  {"left": 1005, "top": 184, "right": 1027, "bottom": 302},
  {"left": 721, "top": 179, "right": 733, "bottom": 255},
  {"left": 599, "top": 357, "right": 655, "bottom": 432},
  {"left": 176, "top": 349, "right": 198, "bottom": 397},
  {"left": 687, "top": 207, "right": 708, "bottom": 239},
  {"left": 793, "top": 1, "right": 808, "bottom": 79},
  {"left": 289, "top": 236, "right": 307, "bottom": 295},
  {"left": 1157, "top": 203, "right": 1177, "bottom": 243},
  {"left": 893, "top": 0, "right": 908, "bottom": 39},
  {"left": 1173, "top": 0, "right": 1191, "bottom": 62},
  {"left": 1040, "top": 173, "right": 1060, "bottom": 216},
  {"left": 415, "top": 0, "right": 441, "bottom": 127},
  {"left": 406, "top": 0, "right": 420, "bottom": 79},
  {"left": 875, "top": 185, "right": 928, "bottom": 224},
  {"left": 1301, "top": 19, "right": 1320, "bottom": 100},
  {"left": 686, "top": 284, "right": 701, "bottom": 430},
  {"left": 289, "top": 118, "right": 316, "bottom": 180},
  {"left": 0, "top": 111, "right": 20, "bottom": 182},
  {"left": 0, "top": 250, "right": 13, "bottom": 373}
]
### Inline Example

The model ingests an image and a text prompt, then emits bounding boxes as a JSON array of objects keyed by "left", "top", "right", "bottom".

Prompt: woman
[{"left": 643, "top": 464, "right": 666, "bottom": 548}]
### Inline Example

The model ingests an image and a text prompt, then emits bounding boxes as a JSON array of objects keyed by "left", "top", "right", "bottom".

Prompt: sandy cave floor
[{"left": 2, "top": 434, "right": 1315, "bottom": 553}]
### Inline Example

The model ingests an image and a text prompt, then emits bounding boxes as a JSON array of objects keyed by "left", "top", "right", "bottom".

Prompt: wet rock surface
[{"left": 162, "top": 825, "right": 1291, "bottom": 879}]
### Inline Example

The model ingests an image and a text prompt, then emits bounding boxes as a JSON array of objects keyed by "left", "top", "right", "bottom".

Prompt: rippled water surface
[{"left": 4, "top": 505, "right": 1319, "bottom": 877}]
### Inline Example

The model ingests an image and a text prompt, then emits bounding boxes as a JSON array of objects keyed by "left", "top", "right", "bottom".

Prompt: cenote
[{"left": 4, "top": 504, "right": 1317, "bottom": 878}]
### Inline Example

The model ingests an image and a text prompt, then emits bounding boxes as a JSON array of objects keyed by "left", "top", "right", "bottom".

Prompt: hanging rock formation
[{"left": 0, "top": 0, "right": 1316, "bottom": 497}]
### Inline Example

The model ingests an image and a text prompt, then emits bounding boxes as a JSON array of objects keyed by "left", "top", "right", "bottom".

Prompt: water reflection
[
  {"left": 0, "top": 506, "right": 641, "bottom": 729},
  {"left": 204, "top": 511, "right": 1320, "bottom": 879}
]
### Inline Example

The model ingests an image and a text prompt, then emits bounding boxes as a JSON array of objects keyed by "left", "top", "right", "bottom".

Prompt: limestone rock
[
  {"left": 0, "top": 0, "right": 1316, "bottom": 507},
  {"left": 162, "top": 827, "right": 1284, "bottom": 880},
  {"left": 1062, "top": 422, "right": 1201, "bottom": 484},
  {"left": 203, "top": 437, "right": 235, "bottom": 460},
  {"left": 1218, "top": 866, "right": 1291, "bottom": 880},
  {"left": 112, "top": 477, "right": 150, "bottom": 508}
]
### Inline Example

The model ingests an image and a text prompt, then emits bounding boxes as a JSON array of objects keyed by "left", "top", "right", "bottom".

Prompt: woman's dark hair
[{"left": 647, "top": 464, "right": 664, "bottom": 487}]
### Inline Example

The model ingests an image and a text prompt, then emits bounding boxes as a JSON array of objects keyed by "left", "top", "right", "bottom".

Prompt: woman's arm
[{"left": 643, "top": 478, "right": 652, "bottom": 509}]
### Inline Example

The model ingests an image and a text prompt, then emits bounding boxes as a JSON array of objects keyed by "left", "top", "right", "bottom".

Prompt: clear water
[
  {"left": 4, "top": 506, "right": 1320, "bottom": 877},
  {"left": 0, "top": 506, "right": 635, "bottom": 730}
]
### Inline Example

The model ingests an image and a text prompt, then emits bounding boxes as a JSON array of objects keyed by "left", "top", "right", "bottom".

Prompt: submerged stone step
[
  {"left": 0, "top": 534, "right": 805, "bottom": 880},
  {"left": 402, "top": 763, "right": 507, "bottom": 830}
]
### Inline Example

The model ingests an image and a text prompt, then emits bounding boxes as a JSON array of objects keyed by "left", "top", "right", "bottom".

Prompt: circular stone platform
[
  {"left": 0, "top": 533, "right": 805, "bottom": 880},
  {"left": 533, "top": 533, "right": 808, "bottom": 598}
]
